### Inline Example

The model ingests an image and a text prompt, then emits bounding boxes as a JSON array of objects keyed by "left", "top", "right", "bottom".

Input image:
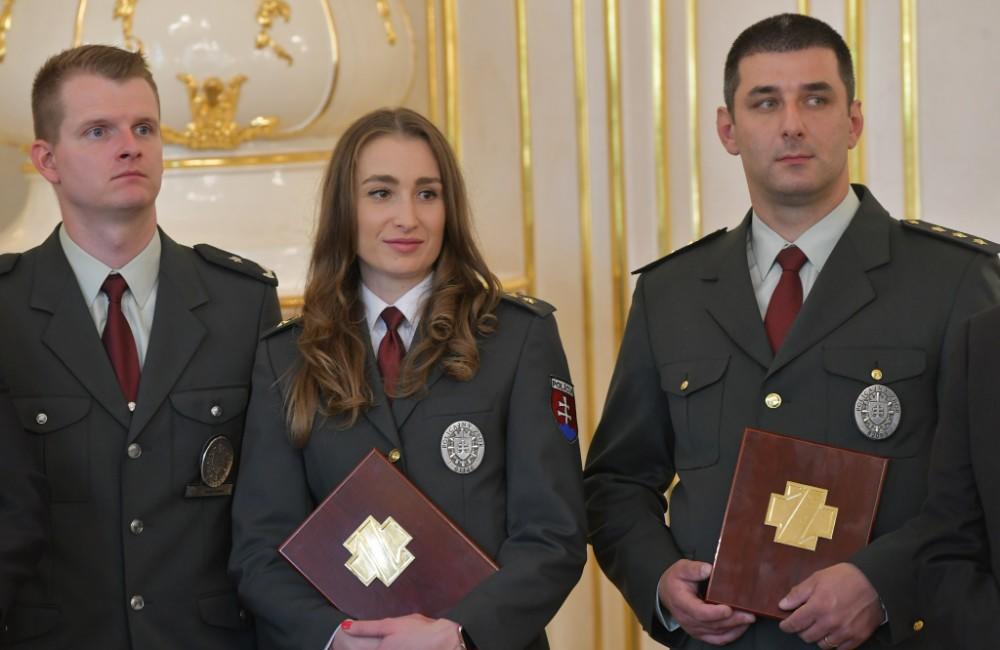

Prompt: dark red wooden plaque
[
  {"left": 280, "top": 449, "right": 498, "bottom": 619},
  {"left": 705, "top": 428, "right": 888, "bottom": 619}
]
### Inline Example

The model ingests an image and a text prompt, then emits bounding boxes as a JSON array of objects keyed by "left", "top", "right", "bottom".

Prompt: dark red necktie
[
  {"left": 377, "top": 306, "right": 406, "bottom": 399},
  {"left": 764, "top": 245, "right": 808, "bottom": 353},
  {"left": 101, "top": 274, "right": 141, "bottom": 405}
]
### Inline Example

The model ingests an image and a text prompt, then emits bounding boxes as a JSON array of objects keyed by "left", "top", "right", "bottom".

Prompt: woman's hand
[{"left": 338, "top": 614, "right": 466, "bottom": 650}]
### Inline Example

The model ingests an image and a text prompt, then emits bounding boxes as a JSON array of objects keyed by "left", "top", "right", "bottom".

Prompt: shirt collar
[
  {"left": 750, "top": 187, "right": 860, "bottom": 280},
  {"left": 59, "top": 225, "right": 161, "bottom": 308},
  {"left": 362, "top": 273, "right": 435, "bottom": 332}
]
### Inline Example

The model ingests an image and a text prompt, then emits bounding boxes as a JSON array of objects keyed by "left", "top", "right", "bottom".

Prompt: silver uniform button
[
  {"left": 127, "top": 443, "right": 142, "bottom": 459},
  {"left": 210, "top": 404, "right": 222, "bottom": 418},
  {"left": 127, "top": 401, "right": 136, "bottom": 412},
  {"left": 130, "top": 595, "right": 145, "bottom": 611},
  {"left": 129, "top": 519, "right": 144, "bottom": 535},
  {"left": 35, "top": 412, "right": 48, "bottom": 425}
]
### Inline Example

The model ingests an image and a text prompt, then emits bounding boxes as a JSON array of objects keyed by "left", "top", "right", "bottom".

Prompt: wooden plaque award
[
  {"left": 280, "top": 449, "right": 498, "bottom": 619},
  {"left": 705, "top": 428, "right": 888, "bottom": 619}
]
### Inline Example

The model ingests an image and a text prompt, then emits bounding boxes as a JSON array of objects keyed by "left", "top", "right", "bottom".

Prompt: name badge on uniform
[
  {"left": 854, "top": 384, "right": 901, "bottom": 440},
  {"left": 185, "top": 435, "right": 236, "bottom": 497},
  {"left": 440, "top": 420, "right": 485, "bottom": 474},
  {"left": 551, "top": 377, "right": 579, "bottom": 443}
]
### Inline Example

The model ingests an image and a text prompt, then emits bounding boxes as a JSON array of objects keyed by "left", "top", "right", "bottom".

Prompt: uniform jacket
[
  {"left": 0, "top": 376, "right": 48, "bottom": 621},
  {"left": 0, "top": 227, "right": 280, "bottom": 649},
  {"left": 583, "top": 186, "right": 1000, "bottom": 650},
  {"left": 230, "top": 296, "right": 587, "bottom": 650},
  {"left": 917, "top": 304, "right": 1000, "bottom": 649}
]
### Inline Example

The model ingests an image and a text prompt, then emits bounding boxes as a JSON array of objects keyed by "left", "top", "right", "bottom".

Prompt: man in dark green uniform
[{"left": 585, "top": 13, "right": 1000, "bottom": 650}]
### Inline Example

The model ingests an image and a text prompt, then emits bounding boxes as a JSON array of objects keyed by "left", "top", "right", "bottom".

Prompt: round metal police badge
[
  {"left": 854, "top": 384, "right": 902, "bottom": 440},
  {"left": 200, "top": 435, "right": 235, "bottom": 488},
  {"left": 440, "top": 420, "right": 485, "bottom": 474}
]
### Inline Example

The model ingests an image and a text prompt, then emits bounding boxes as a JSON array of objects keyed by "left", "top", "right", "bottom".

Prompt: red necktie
[
  {"left": 764, "top": 245, "right": 808, "bottom": 353},
  {"left": 377, "top": 306, "right": 406, "bottom": 399},
  {"left": 101, "top": 274, "right": 141, "bottom": 405}
]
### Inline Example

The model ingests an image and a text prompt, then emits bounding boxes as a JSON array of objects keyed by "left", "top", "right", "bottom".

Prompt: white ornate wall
[{"left": 1, "top": 2, "right": 998, "bottom": 648}]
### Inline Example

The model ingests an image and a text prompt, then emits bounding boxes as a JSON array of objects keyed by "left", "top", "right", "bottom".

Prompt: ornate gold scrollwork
[
  {"left": 162, "top": 74, "right": 279, "bottom": 150},
  {"left": 375, "top": 0, "right": 397, "bottom": 45},
  {"left": 113, "top": 0, "right": 144, "bottom": 54},
  {"left": 0, "top": 0, "right": 15, "bottom": 64},
  {"left": 255, "top": 0, "right": 293, "bottom": 65}
]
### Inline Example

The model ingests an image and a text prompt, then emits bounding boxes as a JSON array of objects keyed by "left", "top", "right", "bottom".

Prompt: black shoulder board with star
[
  {"left": 263, "top": 316, "right": 301, "bottom": 339},
  {"left": 901, "top": 219, "right": 1000, "bottom": 255},
  {"left": 502, "top": 293, "right": 556, "bottom": 317},
  {"left": 632, "top": 227, "right": 728, "bottom": 275},
  {"left": 194, "top": 244, "right": 279, "bottom": 286},
  {"left": 0, "top": 253, "right": 21, "bottom": 275}
]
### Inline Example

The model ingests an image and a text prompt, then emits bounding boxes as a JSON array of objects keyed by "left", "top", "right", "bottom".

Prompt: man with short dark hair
[
  {"left": 0, "top": 45, "right": 280, "bottom": 649},
  {"left": 585, "top": 13, "right": 1000, "bottom": 650}
]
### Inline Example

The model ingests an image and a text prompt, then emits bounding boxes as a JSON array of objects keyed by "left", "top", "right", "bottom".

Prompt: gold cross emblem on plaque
[
  {"left": 343, "top": 516, "right": 415, "bottom": 587},
  {"left": 765, "top": 481, "right": 838, "bottom": 551}
]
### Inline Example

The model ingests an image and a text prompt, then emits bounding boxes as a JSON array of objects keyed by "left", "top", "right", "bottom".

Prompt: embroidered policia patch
[{"left": 550, "top": 377, "right": 579, "bottom": 443}]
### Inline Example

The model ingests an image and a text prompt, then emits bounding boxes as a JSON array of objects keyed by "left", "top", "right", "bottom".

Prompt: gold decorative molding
[
  {"left": 652, "top": 0, "right": 671, "bottom": 255},
  {"left": 73, "top": 0, "right": 87, "bottom": 47},
  {"left": 0, "top": 0, "right": 15, "bottom": 64},
  {"left": 113, "top": 0, "right": 143, "bottom": 53},
  {"left": 605, "top": 0, "right": 628, "bottom": 345},
  {"left": 442, "top": 0, "right": 459, "bottom": 154},
  {"left": 900, "top": 0, "right": 921, "bottom": 220},
  {"left": 844, "top": 0, "right": 866, "bottom": 184},
  {"left": 255, "top": 0, "right": 294, "bottom": 65},
  {"left": 686, "top": 0, "right": 703, "bottom": 240},
  {"left": 797, "top": 0, "right": 810, "bottom": 15},
  {"left": 375, "top": 0, "right": 397, "bottom": 46},
  {"left": 162, "top": 74, "right": 278, "bottom": 150},
  {"left": 514, "top": 0, "right": 535, "bottom": 296},
  {"left": 425, "top": 0, "right": 440, "bottom": 125},
  {"left": 571, "top": 1, "right": 600, "bottom": 646}
]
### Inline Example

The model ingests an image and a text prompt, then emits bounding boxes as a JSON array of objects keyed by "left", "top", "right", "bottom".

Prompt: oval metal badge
[
  {"left": 200, "top": 435, "right": 235, "bottom": 488},
  {"left": 854, "top": 384, "right": 901, "bottom": 440},
  {"left": 440, "top": 420, "right": 485, "bottom": 474}
]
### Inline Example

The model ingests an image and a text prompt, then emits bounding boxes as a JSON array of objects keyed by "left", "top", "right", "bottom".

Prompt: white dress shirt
[
  {"left": 59, "top": 225, "right": 160, "bottom": 367},
  {"left": 361, "top": 273, "right": 434, "bottom": 354}
]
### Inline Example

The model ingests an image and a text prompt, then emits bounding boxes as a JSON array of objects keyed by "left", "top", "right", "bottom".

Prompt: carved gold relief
[
  {"left": 113, "top": 0, "right": 143, "bottom": 53},
  {"left": 255, "top": 0, "right": 293, "bottom": 65},
  {"left": 0, "top": 0, "right": 15, "bottom": 64},
  {"left": 343, "top": 515, "right": 415, "bottom": 587},
  {"left": 765, "top": 481, "right": 838, "bottom": 551},
  {"left": 376, "top": 0, "right": 397, "bottom": 45},
  {"left": 162, "top": 74, "right": 278, "bottom": 150}
]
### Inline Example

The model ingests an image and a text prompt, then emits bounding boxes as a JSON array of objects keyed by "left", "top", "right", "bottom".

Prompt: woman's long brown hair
[{"left": 285, "top": 108, "right": 502, "bottom": 446}]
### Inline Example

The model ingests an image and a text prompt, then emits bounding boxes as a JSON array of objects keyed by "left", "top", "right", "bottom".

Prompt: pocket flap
[
  {"left": 198, "top": 591, "right": 250, "bottom": 630},
  {"left": 660, "top": 357, "right": 729, "bottom": 396},
  {"left": 2, "top": 605, "right": 60, "bottom": 642},
  {"left": 823, "top": 348, "right": 926, "bottom": 383},
  {"left": 11, "top": 396, "right": 90, "bottom": 433},
  {"left": 170, "top": 386, "right": 249, "bottom": 424}
]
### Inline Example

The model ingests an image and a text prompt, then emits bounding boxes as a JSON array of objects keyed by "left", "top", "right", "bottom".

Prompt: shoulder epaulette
[
  {"left": 0, "top": 253, "right": 21, "bottom": 275},
  {"left": 632, "top": 227, "right": 728, "bottom": 275},
  {"left": 194, "top": 244, "right": 279, "bottom": 286},
  {"left": 901, "top": 219, "right": 1000, "bottom": 255},
  {"left": 263, "top": 316, "right": 301, "bottom": 339},
  {"left": 502, "top": 293, "right": 556, "bottom": 318}
]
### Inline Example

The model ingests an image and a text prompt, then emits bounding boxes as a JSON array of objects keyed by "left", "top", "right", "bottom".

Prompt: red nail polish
[{"left": 341, "top": 620, "right": 352, "bottom": 630}]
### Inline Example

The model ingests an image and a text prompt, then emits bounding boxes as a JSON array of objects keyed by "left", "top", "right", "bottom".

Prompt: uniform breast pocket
[
  {"left": 823, "top": 347, "right": 928, "bottom": 458},
  {"left": 12, "top": 395, "right": 91, "bottom": 502},
  {"left": 659, "top": 357, "right": 729, "bottom": 470},
  {"left": 169, "top": 386, "right": 249, "bottom": 486}
]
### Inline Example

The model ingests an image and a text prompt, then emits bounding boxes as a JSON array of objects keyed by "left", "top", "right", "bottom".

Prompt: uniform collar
[
  {"left": 362, "top": 273, "right": 434, "bottom": 331},
  {"left": 58, "top": 224, "right": 161, "bottom": 308}
]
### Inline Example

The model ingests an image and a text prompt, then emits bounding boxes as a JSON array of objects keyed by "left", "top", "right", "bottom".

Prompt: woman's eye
[
  {"left": 417, "top": 189, "right": 438, "bottom": 200},
  {"left": 369, "top": 189, "right": 390, "bottom": 199}
]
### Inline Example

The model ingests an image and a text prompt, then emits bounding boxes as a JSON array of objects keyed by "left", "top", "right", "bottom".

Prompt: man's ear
[
  {"left": 30, "top": 139, "right": 60, "bottom": 184},
  {"left": 716, "top": 106, "right": 740, "bottom": 156},
  {"left": 847, "top": 99, "right": 864, "bottom": 150}
]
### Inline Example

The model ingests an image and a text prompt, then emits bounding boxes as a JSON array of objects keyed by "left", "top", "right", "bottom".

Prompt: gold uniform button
[
  {"left": 210, "top": 404, "right": 223, "bottom": 418},
  {"left": 680, "top": 379, "right": 689, "bottom": 391},
  {"left": 871, "top": 368, "right": 883, "bottom": 381},
  {"left": 35, "top": 412, "right": 48, "bottom": 425},
  {"left": 765, "top": 392, "right": 782, "bottom": 409},
  {"left": 388, "top": 448, "right": 402, "bottom": 463},
  {"left": 913, "top": 620, "right": 924, "bottom": 632}
]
